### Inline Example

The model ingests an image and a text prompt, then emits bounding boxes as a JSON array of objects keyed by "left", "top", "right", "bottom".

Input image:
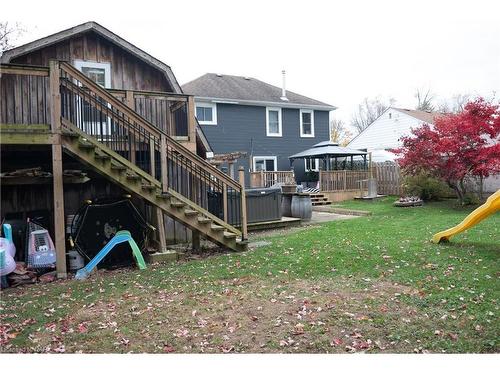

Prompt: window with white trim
[
  {"left": 74, "top": 60, "right": 111, "bottom": 88},
  {"left": 300, "top": 109, "right": 314, "bottom": 137},
  {"left": 74, "top": 60, "right": 112, "bottom": 137},
  {"left": 266, "top": 107, "right": 282, "bottom": 136},
  {"left": 195, "top": 102, "right": 217, "bottom": 125},
  {"left": 305, "top": 158, "right": 319, "bottom": 172},
  {"left": 253, "top": 156, "right": 277, "bottom": 172}
]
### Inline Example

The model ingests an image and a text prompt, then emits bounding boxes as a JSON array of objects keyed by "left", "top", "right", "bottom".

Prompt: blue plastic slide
[{"left": 75, "top": 230, "right": 146, "bottom": 280}]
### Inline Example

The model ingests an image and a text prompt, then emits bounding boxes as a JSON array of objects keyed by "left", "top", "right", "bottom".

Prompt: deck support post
[
  {"left": 223, "top": 186, "right": 228, "bottom": 223},
  {"left": 238, "top": 166, "right": 248, "bottom": 240},
  {"left": 187, "top": 96, "right": 196, "bottom": 152},
  {"left": 49, "top": 60, "right": 67, "bottom": 278},
  {"left": 125, "top": 91, "right": 137, "bottom": 165},
  {"left": 160, "top": 134, "right": 168, "bottom": 192},
  {"left": 156, "top": 209, "right": 167, "bottom": 252},
  {"left": 192, "top": 230, "right": 201, "bottom": 252}
]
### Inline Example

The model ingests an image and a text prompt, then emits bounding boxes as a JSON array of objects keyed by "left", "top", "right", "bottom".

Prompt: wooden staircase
[
  {"left": 56, "top": 62, "right": 247, "bottom": 252},
  {"left": 310, "top": 193, "right": 332, "bottom": 206}
]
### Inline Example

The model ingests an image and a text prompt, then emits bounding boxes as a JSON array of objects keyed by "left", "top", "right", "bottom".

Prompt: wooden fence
[
  {"left": 319, "top": 170, "right": 370, "bottom": 192},
  {"left": 250, "top": 170, "right": 296, "bottom": 188},
  {"left": 374, "top": 162, "right": 402, "bottom": 195}
]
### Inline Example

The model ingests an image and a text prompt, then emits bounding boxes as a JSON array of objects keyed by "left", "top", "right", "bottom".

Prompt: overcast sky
[{"left": 3, "top": 0, "right": 499, "bottom": 130}]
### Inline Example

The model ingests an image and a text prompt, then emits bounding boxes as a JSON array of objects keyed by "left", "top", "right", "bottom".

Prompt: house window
[
  {"left": 300, "top": 109, "right": 314, "bottom": 137},
  {"left": 253, "top": 156, "right": 277, "bottom": 172},
  {"left": 73, "top": 61, "right": 112, "bottom": 137},
  {"left": 195, "top": 103, "right": 217, "bottom": 125},
  {"left": 74, "top": 60, "right": 111, "bottom": 88},
  {"left": 266, "top": 107, "right": 282, "bottom": 136},
  {"left": 305, "top": 158, "right": 319, "bottom": 172}
]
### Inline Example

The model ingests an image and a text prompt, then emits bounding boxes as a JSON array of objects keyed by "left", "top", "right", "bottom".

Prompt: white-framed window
[
  {"left": 300, "top": 109, "right": 314, "bottom": 137},
  {"left": 74, "top": 60, "right": 112, "bottom": 138},
  {"left": 266, "top": 107, "right": 282, "bottom": 137},
  {"left": 195, "top": 102, "right": 217, "bottom": 125},
  {"left": 304, "top": 158, "right": 319, "bottom": 172},
  {"left": 74, "top": 60, "right": 111, "bottom": 88},
  {"left": 253, "top": 156, "right": 277, "bottom": 172}
]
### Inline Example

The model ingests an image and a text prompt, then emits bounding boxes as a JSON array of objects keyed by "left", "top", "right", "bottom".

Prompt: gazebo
[
  {"left": 289, "top": 141, "right": 373, "bottom": 200},
  {"left": 289, "top": 141, "right": 369, "bottom": 171}
]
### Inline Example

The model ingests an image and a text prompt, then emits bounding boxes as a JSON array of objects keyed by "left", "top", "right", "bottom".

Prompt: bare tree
[
  {"left": 330, "top": 118, "right": 352, "bottom": 146},
  {"left": 437, "top": 93, "right": 471, "bottom": 113},
  {"left": 415, "top": 88, "right": 435, "bottom": 111},
  {"left": 350, "top": 97, "right": 392, "bottom": 134},
  {"left": 0, "top": 22, "right": 24, "bottom": 56}
]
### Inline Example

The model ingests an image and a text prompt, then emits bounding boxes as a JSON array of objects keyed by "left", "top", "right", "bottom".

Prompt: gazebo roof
[{"left": 289, "top": 141, "right": 367, "bottom": 160}]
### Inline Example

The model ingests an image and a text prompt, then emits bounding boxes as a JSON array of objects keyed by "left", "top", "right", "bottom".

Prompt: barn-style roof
[{"left": 0, "top": 21, "right": 182, "bottom": 93}]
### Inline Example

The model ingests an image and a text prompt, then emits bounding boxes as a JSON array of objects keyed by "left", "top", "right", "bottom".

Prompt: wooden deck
[{"left": 247, "top": 216, "right": 302, "bottom": 231}]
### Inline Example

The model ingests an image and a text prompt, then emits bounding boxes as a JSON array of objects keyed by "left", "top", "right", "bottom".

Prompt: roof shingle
[{"left": 182, "top": 73, "right": 335, "bottom": 109}]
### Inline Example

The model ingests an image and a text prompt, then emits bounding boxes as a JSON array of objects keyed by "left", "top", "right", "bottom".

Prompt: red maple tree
[{"left": 395, "top": 98, "right": 500, "bottom": 204}]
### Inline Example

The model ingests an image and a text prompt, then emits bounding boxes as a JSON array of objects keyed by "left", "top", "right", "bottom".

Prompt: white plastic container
[{"left": 67, "top": 250, "right": 85, "bottom": 271}]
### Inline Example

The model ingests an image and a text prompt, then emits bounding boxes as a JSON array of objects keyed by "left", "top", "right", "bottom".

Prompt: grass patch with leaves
[{"left": 1, "top": 197, "right": 498, "bottom": 353}]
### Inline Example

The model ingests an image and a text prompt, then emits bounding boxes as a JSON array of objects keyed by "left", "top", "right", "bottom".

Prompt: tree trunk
[
  {"left": 449, "top": 181, "right": 464, "bottom": 205},
  {"left": 478, "top": 176, "right": 484, "bottom": 201}
]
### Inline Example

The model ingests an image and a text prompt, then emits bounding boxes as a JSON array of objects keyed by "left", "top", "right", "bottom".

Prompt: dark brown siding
[{"left": 10, "top": 31, "right": 173, "bottom": 92}]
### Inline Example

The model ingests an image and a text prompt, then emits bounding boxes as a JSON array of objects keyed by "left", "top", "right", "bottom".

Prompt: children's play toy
[
  {"left": 432, "top": 189, "right": 500, "bottom": 243},
  {"left": 75, "top": 230, "right": 146, "bottom": 280}
]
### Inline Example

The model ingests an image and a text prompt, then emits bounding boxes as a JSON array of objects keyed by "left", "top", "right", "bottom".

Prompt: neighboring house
[
  {"left": 348, "top": 107, "right": 441, "bottom": 155},
  {"left": 182, "top": 73, "right": 336, "bottom": 186},
  {"left": 348, "top": 107, "right": 500, "bottom": 192}
]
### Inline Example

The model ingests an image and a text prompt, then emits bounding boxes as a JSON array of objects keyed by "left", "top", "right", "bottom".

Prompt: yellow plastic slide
[{"left": 432, "top": 189, "right": 500, "bottom": 244}]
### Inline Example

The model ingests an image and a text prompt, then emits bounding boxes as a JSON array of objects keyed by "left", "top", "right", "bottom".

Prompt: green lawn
[{"left": 1, "top": 197, "right": 498, "bottom": 353}]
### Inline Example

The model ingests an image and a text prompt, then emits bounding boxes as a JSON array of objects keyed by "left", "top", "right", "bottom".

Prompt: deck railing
[
  {"left": 0, "top": 64, "right": 51, "bottom": 125},
  {"left": 249, "top": 170, "right": 296, "bottom": 188},
  {"left": 319, "top": 170, "right": 370, "bottom": 192},
  {"left": 0, "top": 63, "right": 194, "bottom": 144},
  {"left": 109, "top": 89, "right": 191, "bottom": 139}
]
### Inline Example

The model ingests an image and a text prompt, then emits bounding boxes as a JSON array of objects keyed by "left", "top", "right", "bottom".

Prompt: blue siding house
[{"left": 182, "top": 73, "right": 336, "bottom": 186}]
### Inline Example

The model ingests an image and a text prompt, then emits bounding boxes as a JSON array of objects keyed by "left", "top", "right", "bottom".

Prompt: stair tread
[
  {"left": 141, "top": 184, "right": 156, "bottom": 191},
  {"left": 110, "top": 163, "right": 126, "bottom": 170},
  {"left": 184, "top": 209, "right": 198, "bottom": 216},
  {"left": 171, "top": 201, "right": 186, "bottom": 207},
  {"left": 78, "top": 140, "right": 95, "bottom": 149},
  {"left": 211, "top": 225, "right": 224, "bottom": 231},
  {"left": 197, "top": 217, "right": 212, "bottom": 224},
  {"left": 156, "top": 192, "right": 171, "bottom": 199},
  {"left": 126, "top": 173, "right": 141, "bottom": 180},
  {"left": 223, "top": 231, "right": 237, "bottom": 239}
]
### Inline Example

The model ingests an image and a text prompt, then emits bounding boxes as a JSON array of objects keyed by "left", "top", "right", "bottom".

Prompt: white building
[{"left": 348, "top": 107, "right": 499, "bottom": 192}]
